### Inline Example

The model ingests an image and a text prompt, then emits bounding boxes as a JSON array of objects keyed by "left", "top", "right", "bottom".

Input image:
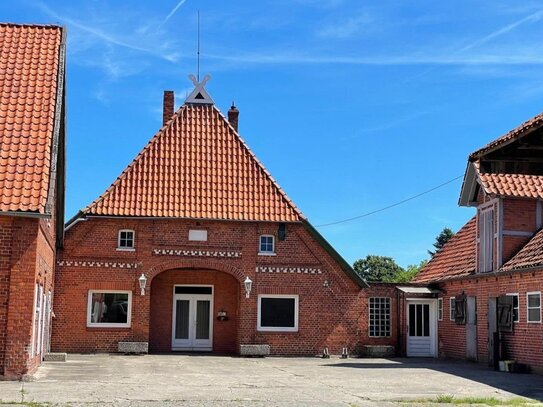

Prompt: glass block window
[{"left": 369, "top": 297, "right": 391, "bottom": 337}]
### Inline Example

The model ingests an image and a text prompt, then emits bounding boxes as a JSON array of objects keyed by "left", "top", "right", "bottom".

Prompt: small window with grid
[
  {"left": 259, "top": 235, "right": 275, "bottom": 254},
  {"left": 369, "top": 297, "right": 391, "bottom": 337},
  {"left": 118, "top": 230, "right": 135, "bottom": 250}
]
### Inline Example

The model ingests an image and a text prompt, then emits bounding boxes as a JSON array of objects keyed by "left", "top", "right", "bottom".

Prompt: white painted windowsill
[
  {"left": 258, "top": 252, "right": 276, "bottom": 256},
  {"left": 116, "top": 247, "right": 136, "bottom": 252}
]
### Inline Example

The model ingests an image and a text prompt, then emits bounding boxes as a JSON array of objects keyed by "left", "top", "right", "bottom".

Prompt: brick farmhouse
[{"left": 2, "top": 22, "right": 543, "bottom": 379}]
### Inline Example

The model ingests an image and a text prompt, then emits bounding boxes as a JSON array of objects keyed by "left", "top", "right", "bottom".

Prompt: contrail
[
  {"left": 458, "top": 9, "right": 543, "bottom": 53},
  {"left": 158, "top": 0, "right": 188, "bottom": 28}
]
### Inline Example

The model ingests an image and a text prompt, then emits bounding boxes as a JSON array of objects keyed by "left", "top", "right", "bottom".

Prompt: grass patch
[{"left": 401, "top": 395, "right": 541, "bottom": 406}]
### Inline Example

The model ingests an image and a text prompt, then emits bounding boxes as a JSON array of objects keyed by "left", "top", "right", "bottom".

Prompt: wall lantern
[
  {"left": 217, "top": 309, "right": 229, "bottom": 321},
  {"left": 244, "top": 276, "right": 252, "bottom": 298},
  {"left": 138, "top": 273, "right": 148, "bottom": 296}
]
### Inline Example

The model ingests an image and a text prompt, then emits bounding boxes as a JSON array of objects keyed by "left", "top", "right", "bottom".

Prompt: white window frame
[
  {"left": 438, "top": 298, "right": 443, "bottom": 321},
  {"left": 87, "top": 290, "right": 132, "bottom": 328},
  {"left": 258, "top": 235, "right": 276, "bottom": 256},
  {"left": 449, "top": 297, "right": 455, "bottom": 321},
  {"left": 506, "top": 293, "right": 520, "bottom": 323},
  {"left": 368, "top": 297, "right": 391, "bottom": 337},
  {"left": 527, "top": 292, "right": 541, "bottom": 323},
  {"left": 257, "top": 294, "right": 299, "bottom": 332},
  {"left": 478, "top": 205, "right": 495, "bottom": 273},
  {"left": 117, "top": 229, "right": 135, "bottom": 251}
]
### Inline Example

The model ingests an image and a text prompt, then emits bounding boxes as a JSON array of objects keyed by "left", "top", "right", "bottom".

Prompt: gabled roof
[
  {"left": 82, "top": 103, "right": 304, "bottom": 222},
  {"left": 478, "top": 172, "right": 543, "bottom": 200},
  {"left": 502, "top": 228, "right": 543, "bottom": 272},
  {"left": 469, "top": 112, "right": 543, "bottom": 160},
  {"left": 0, "top": 23, "right": 64, "bottom": 215},
  {"left": 413, "top": 217, "right": 476, "bottom": 283}
]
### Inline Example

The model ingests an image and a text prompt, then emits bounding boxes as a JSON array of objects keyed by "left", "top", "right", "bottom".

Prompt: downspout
[{"left": 396, "top": 288, "right": 402, "bottom": 356}]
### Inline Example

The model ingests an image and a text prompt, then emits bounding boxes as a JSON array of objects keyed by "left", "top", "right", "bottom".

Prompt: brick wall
[
  {"left": 53, "top": 217, "right": 396, "bottom": 356},
  {"left": 435, "top": 270, "right": 543, "bottom": 371}
]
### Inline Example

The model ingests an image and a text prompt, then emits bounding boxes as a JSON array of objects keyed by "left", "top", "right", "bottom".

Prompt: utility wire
[{"left": 315, "top": 175, "right": 464, "bottom": 227}]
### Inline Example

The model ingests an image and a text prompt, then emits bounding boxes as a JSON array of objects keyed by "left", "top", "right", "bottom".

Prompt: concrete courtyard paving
[{"left": 1, "top": 355, "right": 543, "bottom": 406}]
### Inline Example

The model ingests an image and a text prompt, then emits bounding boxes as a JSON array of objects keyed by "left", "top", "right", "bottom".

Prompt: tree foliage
[
  {"left": 353, "top": 256, "right": 427, "bottom": 283},
  {"left": 428, "top": 227, "right": 454, "bottom": 257},
  {"left": 353, "top": 255, "right": 405, "bottom": 282}
]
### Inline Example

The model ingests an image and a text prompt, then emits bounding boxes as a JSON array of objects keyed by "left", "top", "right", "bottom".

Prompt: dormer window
[
  {"left": 117, "top": 230, "right": 135, "bottom": 251},
  {"left": 478, "top": 205, "right": 495, "bottom": 272},
  {"left": 259, "top": 235, "right": 275, "bottom": 255}
]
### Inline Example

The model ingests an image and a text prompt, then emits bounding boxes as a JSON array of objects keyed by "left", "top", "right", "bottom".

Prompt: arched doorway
[{"left": 149, "top": 268, "right": 240, "bottom": 354}]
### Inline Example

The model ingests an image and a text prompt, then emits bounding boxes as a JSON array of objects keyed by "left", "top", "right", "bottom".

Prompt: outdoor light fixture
[
  {"left": 244, "top": 276, "right": 252, "bottom": 298},
  {"left": 138, "top": 273, "right": 148, "bottom": 296}
]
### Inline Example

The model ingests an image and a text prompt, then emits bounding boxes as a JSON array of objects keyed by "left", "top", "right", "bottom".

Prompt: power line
[{"left": 315, "top": 175, "right": 464, "bottom": 228}]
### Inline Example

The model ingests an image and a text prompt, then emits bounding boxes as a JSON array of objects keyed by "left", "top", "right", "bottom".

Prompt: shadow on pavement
[{"left": 325, "top": 358, "right": 543, "bottom": 401}]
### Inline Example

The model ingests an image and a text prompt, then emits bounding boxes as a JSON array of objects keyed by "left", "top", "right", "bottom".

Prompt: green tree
[
  {"left": 394, "top": 260, "right": 428, "bottom": 283},
  {"left": 428, "top": 227, "right": 454, "bottom": 257},
  {"left": 353, "top": 255, "right": 404, "bottom": 282}
]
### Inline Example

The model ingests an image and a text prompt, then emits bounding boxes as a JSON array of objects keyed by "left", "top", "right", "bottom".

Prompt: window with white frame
[
  {"left": 449, "top": 297, "right": 455, "bottom": 321},
  {"left": 257, "top": 295, "right": 298, "bottom": 331},
  {"left": 478, "top": 206, "right": 494, "bottom": 273},
  {"left": 506, "top": 293, "right": 519, "bottom": 323},
  {"left": 259, "top": 235, "right": 275, "bottom": 254},
  {"left": 369, "top": 297, "right": 391, "bottom": 337},
  {"left": 117, "top": 230, "right": 135, "bottom": 250},
  {"left": 87, "top": 291, "right": 132, "bottom": 327},
  {"left": 438, "top": 298, "right": 443, "bottom": 321},
  {"left": 527, "top": 292, "right": 541, "bottom": 323}
]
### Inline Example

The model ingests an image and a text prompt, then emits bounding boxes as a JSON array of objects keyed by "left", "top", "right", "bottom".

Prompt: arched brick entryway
[{"left": 149, "top": 267, "right": 240, "bottom": 354}]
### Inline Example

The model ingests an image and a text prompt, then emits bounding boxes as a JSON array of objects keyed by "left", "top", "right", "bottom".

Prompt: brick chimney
[
  {"left": 163, "top": 90, "right": 174, "bottom": 126},
  {"left": 228, "top": 102, "right": 239, "bottom": 132}
]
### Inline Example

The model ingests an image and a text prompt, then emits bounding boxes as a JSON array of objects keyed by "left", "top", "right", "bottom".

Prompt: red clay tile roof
[
  {"left": 470, "top": 112, "right": 543, "bottom": 160},
  {"left": 478, "top": 172, "right": 543, "bottom": 200},
  {"left": 413, "top": 216, "right": 477, "bottom": 283},
  {"left": 0, "top": 23, "right": 63, "bottom": 214},
  {"left": 83, "top": 103, "right": 304, "bottom": 222},
  {"left": 502, "top": 228, "right": 543, "bottom": 272}
]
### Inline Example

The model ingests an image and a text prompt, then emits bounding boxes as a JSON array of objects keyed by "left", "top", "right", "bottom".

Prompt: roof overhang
[
  {"left": 302, "top": 220, "right": 369, "bottom": 288},
  {"left": 458, "top": 161, "right": 479, "bottom": 207},
  {"left": 0, "top": 210, "right": 50, "bottom": 219},
  {"left": 396, "top": 286, "right": 441, "bottom": 294}
]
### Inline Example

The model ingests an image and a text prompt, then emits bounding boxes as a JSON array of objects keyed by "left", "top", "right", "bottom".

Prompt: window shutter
[
  {"left": 497, "top": 295, "right": 513, "bottom": 332},
  {"left": 454, "top": 294, "right": 466, "bottom": 325}
]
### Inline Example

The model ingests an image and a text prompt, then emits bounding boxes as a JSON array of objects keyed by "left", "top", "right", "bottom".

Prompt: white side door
[{"left": 406, "top": 300, "right": 437, "bottom": 357}]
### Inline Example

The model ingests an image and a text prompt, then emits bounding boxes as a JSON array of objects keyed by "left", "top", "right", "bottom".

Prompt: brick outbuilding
[
  {"left": 0, "top": 23, "right": 66, "bottom": 378},
  {"left": 412, "top": 112, "right": 543, "bottom": 373}
]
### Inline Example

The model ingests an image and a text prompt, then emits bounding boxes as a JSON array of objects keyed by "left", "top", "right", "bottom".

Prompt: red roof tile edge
[
  {"left": 413, "top": 216, "right": 477, "bottom": 283},
  {"left": 469, "top": 112, "right": 543, "bottom": 160}
]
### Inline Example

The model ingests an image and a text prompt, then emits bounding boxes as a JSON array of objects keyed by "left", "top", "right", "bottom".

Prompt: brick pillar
[{"left": 4, "top": 217, "right": 39, "bottom": 378}]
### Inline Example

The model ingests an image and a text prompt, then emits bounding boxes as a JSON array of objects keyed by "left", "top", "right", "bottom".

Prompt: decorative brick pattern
[
  {"left": 57, "top": 260, "right": 141, "bottom": 269},
  {"left": 256, "top": 266, "right": 322, "bottom": 274},
  {"left": 152, "top": 248, "right": 241, "bottom": 258}
]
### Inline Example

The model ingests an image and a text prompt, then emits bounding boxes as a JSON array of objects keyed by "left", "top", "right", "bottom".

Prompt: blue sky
[{"left": 4, "top": 0, "right": 543, "bottom": 267}]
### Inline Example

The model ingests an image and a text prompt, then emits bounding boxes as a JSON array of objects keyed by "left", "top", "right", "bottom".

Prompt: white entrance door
[
  {"left": 406, "top": 300, "right": 437, "bottom": 357},
  {"left": 172, "top": 286, "right": 213, "bottom": 351}
]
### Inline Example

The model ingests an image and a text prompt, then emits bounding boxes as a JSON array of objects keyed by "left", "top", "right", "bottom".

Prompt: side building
[
  {"left": 0, "top": 23, "right": 66, "bottom": 378},
  {"left": 414, "top": 112, "right": 543, "bottom": 372},
  {"left": 52, "top": 81, "right": 398, "bottom": 356}
]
